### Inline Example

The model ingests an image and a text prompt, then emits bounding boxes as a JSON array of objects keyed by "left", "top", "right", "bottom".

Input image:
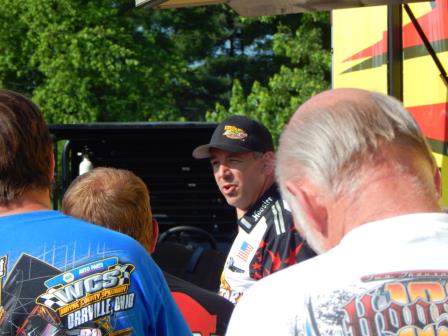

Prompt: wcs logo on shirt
[{"left": 36, "top": 257, "right": 136, "bottom": 330}]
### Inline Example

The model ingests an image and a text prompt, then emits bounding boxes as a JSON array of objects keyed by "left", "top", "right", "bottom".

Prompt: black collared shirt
[{"left": 219, "top": 184, "right": 316, "bottom": 304}]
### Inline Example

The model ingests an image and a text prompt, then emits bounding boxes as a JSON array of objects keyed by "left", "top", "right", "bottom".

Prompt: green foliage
[
  {"left": 0, "top": 0, "right": 185, "bottom": 123},
  {"left": 0, "top": 1, "right": 331, "bottom": 128},
  {"left": 153, "top": 5, "right": 308, "bottom": 121},
  {"left": 206, "top": 12, "right": 331, "bottom": 144}
]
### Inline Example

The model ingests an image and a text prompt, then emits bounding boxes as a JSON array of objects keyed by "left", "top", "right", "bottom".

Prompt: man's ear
[
  {"left": 262, "top": 151, "right": 275, "bottom": 175},
  {"left": 148, "top": 218, "right": 159, "bottom": 254},
  {"left": 286, "top": 180, "right": 329, "bottom": 241},
  {"left": 49, "top": 152, "right": 56, "bottom": 182},
  {"left": 434, "top": 166, "right": 442, "bottom": 198}
]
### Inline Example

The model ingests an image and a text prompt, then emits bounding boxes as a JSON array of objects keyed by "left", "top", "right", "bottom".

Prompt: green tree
[
  {"left": 0, "top": 0, "right": 186, "bottom": 123},
  {"left": 153, "top": 6, "right": 310, "bottom": 120},
  {"left": 0, "top": 1, "right": 330, "bottom": 126},
  {"left": 206, "top": 12, "right": 331, "bottom": 143}
]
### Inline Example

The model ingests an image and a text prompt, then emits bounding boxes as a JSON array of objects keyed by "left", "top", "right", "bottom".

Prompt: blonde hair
[{"left": 62, "top": 167, "right": 153, "bottom": 244}]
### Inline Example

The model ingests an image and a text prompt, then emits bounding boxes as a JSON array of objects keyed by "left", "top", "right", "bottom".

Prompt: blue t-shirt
[{"left": 0, "top": 210, "right": 191, "bottom": 335}]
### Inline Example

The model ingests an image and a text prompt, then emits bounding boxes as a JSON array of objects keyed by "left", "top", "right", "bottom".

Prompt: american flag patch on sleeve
[{"left": 237, "top": 241, "right": 254, "bottom": 262}]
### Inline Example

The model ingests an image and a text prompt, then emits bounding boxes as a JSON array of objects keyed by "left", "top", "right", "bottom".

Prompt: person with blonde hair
[
  {"left": 62, "top": 167, "right": 234, "bottom": 336},
  {"left": 227, "top": 88, "right": 446, "bottom": 335}
]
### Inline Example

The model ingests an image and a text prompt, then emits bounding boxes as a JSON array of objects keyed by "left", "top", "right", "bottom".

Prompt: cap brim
[
  {"left": 192, "top": 144, "right": 213, "bottom": 159},
  {"left": 192, "top": 143, "right": 251, "bottom": 159}
]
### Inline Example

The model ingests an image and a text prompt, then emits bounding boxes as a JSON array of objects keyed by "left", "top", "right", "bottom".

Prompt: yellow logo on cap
[{"left": 223, "top": 125, "right": 247, "bottom": 140}]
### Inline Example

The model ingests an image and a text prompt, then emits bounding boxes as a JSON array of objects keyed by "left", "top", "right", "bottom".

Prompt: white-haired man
[{"left": 226, "top": 88, "right": 446, "bottom": 335}]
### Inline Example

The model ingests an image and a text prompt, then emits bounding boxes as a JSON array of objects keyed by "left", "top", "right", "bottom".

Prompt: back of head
[
  {"left": 277, "top": 89, "right": 438, "bottom": 252},
  {"left": 277, "top": 89, "right": 435, "bottom": 198},
  {"left": 62, "top": 167, "right": 153, "bottom": 244},
  {"left": 0, "top": 90, "right": 53, "bottom": 204}
]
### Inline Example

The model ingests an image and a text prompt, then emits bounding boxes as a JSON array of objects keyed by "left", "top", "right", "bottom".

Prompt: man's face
[{"left": 210, "top": 148, "right": 268, "bottom": 213}]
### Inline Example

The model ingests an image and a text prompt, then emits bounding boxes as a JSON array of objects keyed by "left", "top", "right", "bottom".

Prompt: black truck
[{"left": 49, "top": 122, "right": 236, "bottom": 291}]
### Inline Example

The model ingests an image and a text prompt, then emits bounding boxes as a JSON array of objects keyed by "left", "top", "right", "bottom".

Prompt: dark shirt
[
  {"left": 219, "top": 183, "right": 316, "bottom": 303},
  {"left": 165, "top": 272, "right": 234, "bottom": 336}
]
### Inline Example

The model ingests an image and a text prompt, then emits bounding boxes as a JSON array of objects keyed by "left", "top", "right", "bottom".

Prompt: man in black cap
[{"left": 193, "top": 115, "right": 315, "bottom": 304}]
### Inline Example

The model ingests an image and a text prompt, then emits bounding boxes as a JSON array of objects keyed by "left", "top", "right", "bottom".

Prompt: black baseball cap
[{"left": 192, "top": 115, "right": 274, "bottom": 159}]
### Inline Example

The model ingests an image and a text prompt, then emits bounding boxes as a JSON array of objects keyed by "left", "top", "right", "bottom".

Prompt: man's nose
[{"left": 218, "top": 164, "right": 231, "bottom": 179}]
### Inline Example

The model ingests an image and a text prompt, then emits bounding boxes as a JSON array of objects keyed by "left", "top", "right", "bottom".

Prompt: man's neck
[
  {"left": 236, "top": 177, "right": 275, "bottom": 219},
  {"left": 328, "top": 164, "right": 441, "bottom": 246},
  {"left": 236, "top": 208, "right": 245, "bottom": 219},
  {"left": 0, "top": 188, "right": 51, "bottom": 217}
]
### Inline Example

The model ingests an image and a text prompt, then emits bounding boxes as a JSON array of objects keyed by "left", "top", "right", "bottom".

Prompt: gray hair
[
  {"left": 277, "top": 91, "right": 435, "bottom": 201},
  {"left": 276, "top": 91, "right": 435, "bottom": 253}
]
